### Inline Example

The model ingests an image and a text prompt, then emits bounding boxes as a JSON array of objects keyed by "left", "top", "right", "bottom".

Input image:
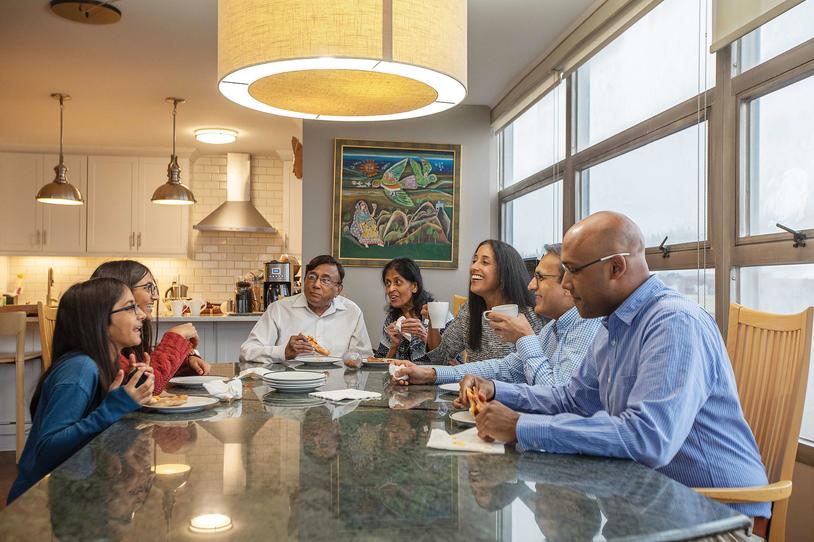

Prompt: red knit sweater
[{"left": 117, "top": 331, "right": 191, "bottom": 395}]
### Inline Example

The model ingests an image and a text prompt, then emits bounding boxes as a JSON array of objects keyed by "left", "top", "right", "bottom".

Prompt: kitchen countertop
[
  {"left": 0, "top": 361, "right": 751, "bottom": 541},
  {"left": 157, "top": 314, "right": 263, "bottom": 323}
]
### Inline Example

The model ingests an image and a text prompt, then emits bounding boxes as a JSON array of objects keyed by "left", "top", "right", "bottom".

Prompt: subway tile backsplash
[{"left": 5, "top": 155, "right": 288, "bottom": 310}]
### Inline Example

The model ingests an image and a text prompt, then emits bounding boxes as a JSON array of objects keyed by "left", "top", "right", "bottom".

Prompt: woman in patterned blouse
[
  {"left": 421, "top": 240, "right": 545, "bottom": 364},
  {"left": 374, "top": 258, "right": 441, "bottom": 362}
]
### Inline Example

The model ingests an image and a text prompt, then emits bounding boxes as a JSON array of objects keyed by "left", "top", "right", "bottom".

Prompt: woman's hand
[
  {"left": 400, "top": 318, "right": 428, "bottom": 342},
  {"left": 168, "top": 323, "right": 199, "bottom": 342},
  {"left": 385, "top": 321, "right": 402, "bottom": 346},
  {"left": 111, "top": 366, "right": 155, "bottom": 405},
  {"left": 187, "top": 354, "right": 210, "bottom": 375}
]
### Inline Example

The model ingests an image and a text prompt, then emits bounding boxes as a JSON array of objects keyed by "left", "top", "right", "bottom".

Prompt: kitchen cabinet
[
  {"left": 0, "top": 152, "right": 86, "bottom": 255},
  {"left": 156, "top": 317, "right": 259, "bottom": 362},
  {"left": 87, "top": 156, "right": 189, "bottom": 256}
]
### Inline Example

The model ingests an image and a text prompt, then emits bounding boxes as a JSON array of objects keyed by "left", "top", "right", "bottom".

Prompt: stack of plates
[{"left": 262, "top": 371, "right": 327, "bottom": 393}]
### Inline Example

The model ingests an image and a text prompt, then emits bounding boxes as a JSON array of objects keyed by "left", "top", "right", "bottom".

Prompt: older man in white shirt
[{"left": 240, "top": 255, "right": 373, "bottom": 362}]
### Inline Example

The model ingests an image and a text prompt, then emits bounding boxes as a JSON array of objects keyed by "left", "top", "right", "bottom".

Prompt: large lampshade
[
  {"left": 217, "top": 0, "right": 467, "bottom": 121},
  {"left": 37, "top": 93, "right": 84, "bottom": 206}
]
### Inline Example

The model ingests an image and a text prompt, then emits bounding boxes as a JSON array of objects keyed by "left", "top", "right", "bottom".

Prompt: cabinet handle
[
  {"left": 42, "top": 230, "right": 47, "bottom": 246},
  {"left": 36, "top": 230, "right": 41, "bottom": 245},
  {"left": 129, "top": 232, "right": 134, "bottom": 247},
  {"left": 137, "top": 232, "right": 142, "bottom": 249}
]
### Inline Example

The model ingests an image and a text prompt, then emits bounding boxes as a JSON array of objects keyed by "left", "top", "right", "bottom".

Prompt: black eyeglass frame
[
  {"left": 560, "top": 252, "right": 631, "bottom": 275},
  {"left": 110, "top": 303, "right": 139, "bottom": 315}
]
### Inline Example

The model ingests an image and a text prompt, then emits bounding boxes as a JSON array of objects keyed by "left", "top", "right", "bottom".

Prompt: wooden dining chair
[
  {"left": 37, "top": 302, "right": 58, "bottom": 372},
  {"left": 452, "top": 294, "right": 467, "bottom": 317},
  {"left": 0, "top": 311, "right": 37, "bottom": 462},
  {"left": 694, "top": 303, "right": 813, "bottom": 542}
]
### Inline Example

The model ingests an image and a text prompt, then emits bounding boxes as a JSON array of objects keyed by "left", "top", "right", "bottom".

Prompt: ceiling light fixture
[
  {"left": 194, "top": 128, "right": 238, "bottom": 145},
  {"left": 217, "top": 0, "right": 467, "bottom": 122},
  {"left": 36, "top": 93, "right": 84, "bottom": 206},
  {"left": 151, "top": 98, "right": 196, "bottom": 205},
  {"left": 49, "top": 0, "right": 122, "bottom": 25}
]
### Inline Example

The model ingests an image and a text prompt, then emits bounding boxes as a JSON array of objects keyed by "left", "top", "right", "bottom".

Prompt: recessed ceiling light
[{"left": 194, "top": 128, "right": 238, "bottom": 145}]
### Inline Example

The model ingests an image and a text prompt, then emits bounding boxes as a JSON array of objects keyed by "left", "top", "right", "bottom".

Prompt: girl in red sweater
[{"left": 91, "top": 260, "right": 210, "bottom": 394}]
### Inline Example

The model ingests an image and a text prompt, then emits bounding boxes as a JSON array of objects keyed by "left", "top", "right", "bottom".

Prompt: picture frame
[{"left": 332, "top": 139, "right": 462, "bottom": 269}]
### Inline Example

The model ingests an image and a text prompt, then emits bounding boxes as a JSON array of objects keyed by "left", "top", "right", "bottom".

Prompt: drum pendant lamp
[
  {"left": 217, "top": 0, "right": 467, "bottom": 121},
  {"left": 151, "top": 98, "right": 196, "bottom": 205}
]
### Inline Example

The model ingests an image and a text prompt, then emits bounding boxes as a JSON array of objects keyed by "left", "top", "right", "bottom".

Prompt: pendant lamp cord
[
  {"left": 171, "top": 98, "right": 178, "bottom": 159},
  {"left": 58, "top": 94, "right": 64, "bottom": 165}
]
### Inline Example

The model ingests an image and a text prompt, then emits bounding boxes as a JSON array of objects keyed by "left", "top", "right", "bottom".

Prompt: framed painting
[{"left": 332, "top": 139, "right": 461, "bottom": 269}]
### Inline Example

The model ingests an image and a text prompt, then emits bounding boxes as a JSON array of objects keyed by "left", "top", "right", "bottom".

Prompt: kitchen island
[
  {"left": 0, "top": 361, "right": 752, "bottom": 541},
  {"left": 156, "top": 314, "right": 261, "bottom": 362}
]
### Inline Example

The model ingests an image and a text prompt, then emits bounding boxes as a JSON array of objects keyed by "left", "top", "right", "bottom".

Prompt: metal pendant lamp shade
[
  {"left": 36, "top": 93, "right": 84, "bottom": 205},
  {"left": 217, "top": 0, "right": 467, "bottom": 121},
  {"left": 152, "top": 97, "right": 196, "bottom": 205}
]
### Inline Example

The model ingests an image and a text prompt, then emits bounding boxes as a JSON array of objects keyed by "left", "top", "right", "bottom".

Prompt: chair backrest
[
  {"left": 726, "top": 303, "right": 813, "bottom": 485},
  {"left": 0, "top": 311, "right": 27, "bottom": 363},
  {"left": 452, "top": 295, "right": 467, "bottom": 318},
  {"left": 37, "top": 302, "right": 58, "bottom": 371}
]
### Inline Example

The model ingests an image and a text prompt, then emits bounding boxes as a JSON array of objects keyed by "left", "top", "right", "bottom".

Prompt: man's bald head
[{"left": 560, "top": 211, "right": 650, "bottom": 318}]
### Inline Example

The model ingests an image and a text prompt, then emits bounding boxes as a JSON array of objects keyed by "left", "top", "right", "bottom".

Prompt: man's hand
[
  {"left": 284, "top": 333, "right": 314, "bottom": 359},
  {"left": 454, "top": 375, "right": 495, "bottom": 409},
  {"left": 187, "top": 355, "right": 210, "bottom": 375},
  {"left": 390, "top": 359, "right": 436, "bottom": 385},
  {"left": 487, "top": 313, "right": 534, "bottom": 343},
  {"left": 475, "top": 401, "right": 520, "bottom": 443}
]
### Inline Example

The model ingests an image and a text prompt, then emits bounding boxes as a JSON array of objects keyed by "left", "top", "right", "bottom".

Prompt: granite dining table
[{"left": 0, "top": 361, "right": 752, "bottom": 541}]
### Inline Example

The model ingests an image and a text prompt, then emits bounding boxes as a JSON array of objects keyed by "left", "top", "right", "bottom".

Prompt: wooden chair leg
[
  {"left": 15, "top": 356, "right": 25, "bottom": 463},
  {"left": 768, "top": 498, "right": 789, "bottom": 542}
]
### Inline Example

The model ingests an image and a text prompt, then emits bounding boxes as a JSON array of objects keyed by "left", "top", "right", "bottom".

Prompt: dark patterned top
[
  {"left": 419, "top": 302, "right": 546, "bottom": 365},
  {"left": 374, "top": 310, "right": 452, "bottom": 362}
]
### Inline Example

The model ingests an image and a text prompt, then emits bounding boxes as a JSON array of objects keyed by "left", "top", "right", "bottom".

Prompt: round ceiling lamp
[
  {"left": 49, "top": 0, "right": 122, "bottom": 25},
  {"left": 194, "top": 128, "right": 238, "bottom": 144},
  {"left": 152, "top": 98, "right": 196, "bottom": 205},
  {"left": 217, "top": 0, "right": 467, "bottom": 122},
  {"left": 36, "top": 93, "right": 84, "bottom": 206}
]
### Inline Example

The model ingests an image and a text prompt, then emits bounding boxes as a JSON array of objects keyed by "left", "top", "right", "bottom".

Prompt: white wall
[{"left": 302, "top": 105, "right": 496, "bottom": 340}]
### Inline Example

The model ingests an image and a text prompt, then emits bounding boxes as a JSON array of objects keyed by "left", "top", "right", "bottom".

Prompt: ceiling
[{"left": 0, "top": 0, "right": 595, "bottom": 156}]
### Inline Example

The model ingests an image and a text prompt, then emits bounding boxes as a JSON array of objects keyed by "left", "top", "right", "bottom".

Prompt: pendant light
[
  {"left": 151, "top": 97, "right": 196, "bottom": 205},
  {"left": 217, "top": 0, "right": 467, "bottom": 121},
  {"left": 36, "top": 93, "right": 84, "bottom": 206}
]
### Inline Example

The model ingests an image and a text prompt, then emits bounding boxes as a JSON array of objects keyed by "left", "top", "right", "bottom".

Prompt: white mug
[
  {"left": 188, "top": 298, "right": 205, "bottom": 317},
  {"left": 427, "top": 301, "right": 449, "bottom": 329},
  {"left": 170, "top": 299, "right": 188, "bottom": 317},
  {"left": 484, "top": 303, "right": 519, "bottom": 320}
]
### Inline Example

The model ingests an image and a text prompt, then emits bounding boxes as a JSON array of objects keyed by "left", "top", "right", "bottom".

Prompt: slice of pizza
[
  {"left": 305, "top": 335, "right": 330, "bottom": 356},
  {"left": 150, "top": 394, "right": 188, "bottom": 407},
  {"left": 467, "top": 387, "right": 484, "bottom": 417}
]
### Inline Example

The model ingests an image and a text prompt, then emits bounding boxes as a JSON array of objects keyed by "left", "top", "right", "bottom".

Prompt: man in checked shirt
[{"left": 393, "top": 243, "right": 601, "bottom": 387}]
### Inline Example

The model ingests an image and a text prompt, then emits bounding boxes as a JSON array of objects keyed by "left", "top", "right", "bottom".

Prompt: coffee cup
[
  {"left": 188, "top": 298, "right": 205, "bottom": 317},
  {"left": 170, "top": 299, "right": 188, "bottom": 317},
  {"left": 484, "top": 304, "right": 519, "bottom": 321},
  {"left": 427, "top": 301, "right": 449, "bottom": 329}
]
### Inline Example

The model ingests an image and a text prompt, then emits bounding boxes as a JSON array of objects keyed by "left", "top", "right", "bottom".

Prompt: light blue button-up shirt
[
  {"left": 434, "top": 307, "right": 600, "bottom": 386},
  {"left": 493, "top": 276, "right": 770, "bottom": 517}
]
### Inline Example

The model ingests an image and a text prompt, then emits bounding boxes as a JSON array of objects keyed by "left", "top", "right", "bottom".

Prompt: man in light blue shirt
[
  {"left": 393, "top": 244, "right": 600, "bottom": 386},
  {"left": 461, "top": 211, "right": 770, "bottom": 520}
]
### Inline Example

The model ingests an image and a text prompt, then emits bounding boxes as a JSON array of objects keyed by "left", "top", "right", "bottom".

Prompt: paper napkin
[
  {"left": 426, "top": 427, "right": 505, "bottom": 454},
  {"left": 203, "top": 378, "right": 243, "bottom": 401},
  {"left": 309, "top": 389, "right": 382, "bottom": 402}
]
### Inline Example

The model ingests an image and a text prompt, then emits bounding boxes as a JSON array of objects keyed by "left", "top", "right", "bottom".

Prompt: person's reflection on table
[
  {"left": 48, "top": 427, "right": 154, "bottom": 541},
  {"left": 383, "top": 411, "right": 418, "bottom": 453},
  {"left": 530, "top": 483, "right": 602, "bottom": 542},
  {"left": 152, "top": 422, "right": 197, "bottom": 454},
  {"left": 386, "top": 384, "right": 436, "bottom": 410},
  {"left": 302, "top": 408, "right": 340, "bottom": 463},
  {"left": 467, "top": 454, "right": 529, "bottom": 512}
]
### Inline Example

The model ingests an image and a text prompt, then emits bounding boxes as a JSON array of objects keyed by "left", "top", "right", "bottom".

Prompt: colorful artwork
[{"left": 332, "top": 139, "right": 461, "bottom": 269}]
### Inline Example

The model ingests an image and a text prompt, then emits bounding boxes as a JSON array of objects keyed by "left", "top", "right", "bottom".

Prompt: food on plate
[
  {"left": 365, "top": 356, "right": 392, "bottom": 363},
  {"left": 305, "top": 335, "right": 330, "bottom": 356},
  {"left": 467, "top": 387, "right": 485, "bottom": 417},
  {"left": 150, "top": 394, "right": 189, "bottom": 407}
]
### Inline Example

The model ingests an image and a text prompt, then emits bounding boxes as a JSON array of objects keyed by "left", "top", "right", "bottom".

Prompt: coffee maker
[{"left": 263, "top": 260, "right": 292, "bottom": 309}]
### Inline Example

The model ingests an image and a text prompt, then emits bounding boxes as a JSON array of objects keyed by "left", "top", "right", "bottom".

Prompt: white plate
[
  {"left": 169, "top": 376, "right": 227, "bottom": 388},
  {"left": 438, "top": 383, "right": 460, "bottom": 394},
  {"left": 294, "top": 355, "right": 343, "bottom": 365},
  {"left": 361, "top": 359, "right": 391, "bottom": 368},
  {"left": 264, "top": 380, "right": 326, "bottom": 389},
  {"left": 142, "top": 395, "right": 219, "bottom": 414},
  {"left": 450, "top": 410, "right": 476, "bottom": 426},
  {"left": 268, "top": 384, "right": 325, "bottom": 393},
  {"left": 263, "top": 371, "right": 327, "bottom": 383}
]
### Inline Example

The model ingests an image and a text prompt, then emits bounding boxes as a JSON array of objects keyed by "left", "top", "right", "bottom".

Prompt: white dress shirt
[{"left": 239, "top": 293, "right": 373, "bottom": 363}]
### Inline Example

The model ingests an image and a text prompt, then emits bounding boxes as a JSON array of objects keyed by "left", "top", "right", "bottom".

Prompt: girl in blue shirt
[{"left": 7, "top": 277, "right": 156, "bottom": 504}]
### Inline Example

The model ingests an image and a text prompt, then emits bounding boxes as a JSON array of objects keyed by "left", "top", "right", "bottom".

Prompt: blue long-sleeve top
[
  {"left": 7, "top": 351, "right": 139, "bottom": 504},
  {"left": 493, "top": 276, "right": 771, "bottom": 518}
]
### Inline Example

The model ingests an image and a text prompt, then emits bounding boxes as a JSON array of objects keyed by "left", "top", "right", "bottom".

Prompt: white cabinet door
[
  {"left": 136, "top": 157, "right": 189, "bottom": 255},
  {"left": 87, "top": 156, "right": 138, "bottom": 254},
  {"left": 0, "top": 153, "right": 42, "bottom": 253},
  {"left": 41, "top": 154, "right": 87, "bottom": 254},
  {"left": 215, "top": 322, "right": 256, "bottom": 362}
]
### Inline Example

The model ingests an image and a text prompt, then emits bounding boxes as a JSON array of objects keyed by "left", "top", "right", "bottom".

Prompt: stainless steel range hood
[{"left": 194, "top": 153, "right": 276, "bottom": 233}]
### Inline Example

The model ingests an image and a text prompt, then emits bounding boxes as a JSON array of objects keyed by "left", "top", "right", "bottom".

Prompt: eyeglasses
[
  {"left": 305, "top": 273, "right": 341, "bottom": 287},
  {"left": 560, "top": 252, "right": 631, "bottom": 275},
  {"left": 533, "top": 271, "right": 561, "bottom": 284},
  {"left": 134, "top": 282, "right": 158, "bottom": 296},
  {"left": 111, "top": 303, "right": 139, "bottom": 315}
]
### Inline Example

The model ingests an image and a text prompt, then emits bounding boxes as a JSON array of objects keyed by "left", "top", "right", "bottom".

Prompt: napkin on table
[
  {"left": 203, "top": 378, "right": 243, "bottom": 401},
  {"left": 309, "top": 389, "right": 382, "bottom": 402},
  {"left": 426, "top": 427, "right": 505, "bottom": 454}
]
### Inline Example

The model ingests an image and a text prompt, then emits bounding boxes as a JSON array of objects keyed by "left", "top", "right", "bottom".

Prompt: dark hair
[
  {"left": 468, "top": 240, "right": 535, "bottom": 350},
  {"left": 31, "top": 277, "right": 130, "bottom": 416},
  {"left": 91, "top": 260, "right": 155, "bottom": 357},
  {"left": 305, "top": 254, "right": 345, "bottom": 284},
  {"left": 382, "top": 257, "right": 434, "bottom": 320}
]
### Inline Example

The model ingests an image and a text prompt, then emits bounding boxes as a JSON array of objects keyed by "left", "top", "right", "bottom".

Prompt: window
[
  {"left": 737, "top": 0, "right": 814, "bottom": 73},
  {"left": 654, "top": 269, "right": 715, "bottom": 314},
  {"left": 503, "top": 181, "right": 563, "bottom": 259},
  {"left": 737, "top": 265, "right": 814, "bottom": 442},
  {"left": 740, "top": 75, "right": 814, "bottom": 237},
  {"left": 502, "top": 82, "right": 566, "bottom": 187},
  {"left": 581, "top": 123, "right": 708, "bottom": 247},
  {"left": 575, "top": 0, "right": 714, "bottom": 150}
]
